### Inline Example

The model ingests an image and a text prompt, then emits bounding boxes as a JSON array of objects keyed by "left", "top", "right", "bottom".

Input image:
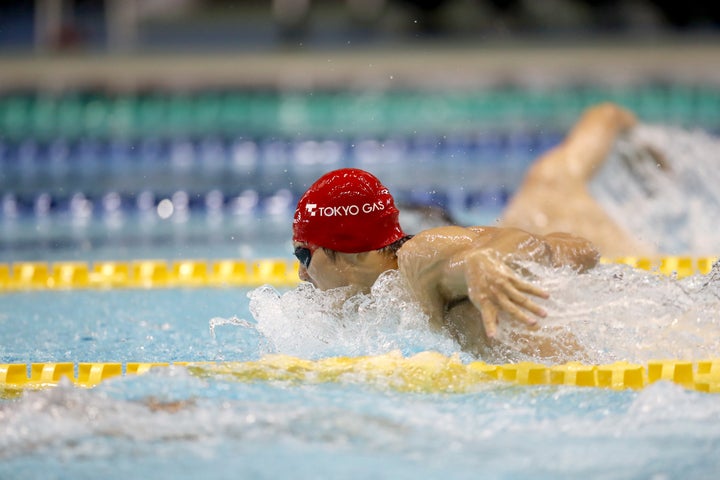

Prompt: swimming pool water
[
  {"left": 3, "top": 89, "right": 720, "bottom": 479},
  {"left": 2, "top": 360, "right": 719, "bottom": 480},
  {"left": 2, "top": 259, "right": 720, "bottom": 479},
  {"left": 0, "top": 288, "right": 258, "bottom": 364}
]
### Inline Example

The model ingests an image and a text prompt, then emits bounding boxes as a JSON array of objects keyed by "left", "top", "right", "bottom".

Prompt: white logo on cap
[{"left": 305, "top": 201, "right": 385, "bottom": 217}]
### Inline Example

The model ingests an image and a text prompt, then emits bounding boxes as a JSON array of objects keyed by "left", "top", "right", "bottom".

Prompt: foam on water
[
  {"left": 247, "top": 124, "right": 720, "bottom": 364},
  {"left": 247, "top": 270, "right": 465, "bottom": 360},
  {"left": 527, "top": 261, "right": 720, "bottom": 363},
  {"left": 590, "top": 124, "right": 720, "bottom": 255},
  {"left": 3, "top": 264, "right": 720, "bottom": 479},
  {"left": 2, "top": 366, "right": 720, "bottom": 479},
  {"left": 245, "top": 260, "right": 720, "bottom": 364},
  {"left": 3, "top": 123, "right": 720, "bottom": 479}
]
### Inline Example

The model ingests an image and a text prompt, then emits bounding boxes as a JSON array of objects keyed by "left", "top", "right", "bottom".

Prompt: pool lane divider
[
  {"left": 0, "top": 256, "right": 717, "bottom": 291},
  {"left": 2, "top": 353, "right": 720, "bottom": 396},
  {"left": 0, "top": 258, "right": 301, "bottom": 290}
]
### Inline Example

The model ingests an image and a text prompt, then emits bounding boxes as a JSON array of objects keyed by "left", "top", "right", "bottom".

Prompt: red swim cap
[{"left": 293, "top": 168, "right": 406, "bottom": 253}]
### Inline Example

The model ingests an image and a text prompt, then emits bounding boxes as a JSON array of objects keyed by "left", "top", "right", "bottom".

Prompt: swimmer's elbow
[
  {"left": 572, "top": 237, "right": 601, "bottom": 271},
  {"left": 574, "top": 247, "right": 601, "bottom": 272},
  {"left": 545, "top": 232, "right": 600, "bottom": 272}
]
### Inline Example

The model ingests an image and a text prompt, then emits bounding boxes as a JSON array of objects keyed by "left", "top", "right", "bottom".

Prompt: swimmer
[
  {"left": 293, "top": 168, "right": 599, "bottom": 359},
  {"left": 500, "top": 102, "right": 667, "bottom": 257}
]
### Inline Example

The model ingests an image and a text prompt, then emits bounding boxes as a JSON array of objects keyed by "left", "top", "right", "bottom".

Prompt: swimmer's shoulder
[
  {"left": 397, "top": 225, "right": 501, "bottom": 265},
  {"left": 396, "top": 226, "right": 473, "bottom": 275},
  {"left": 405, "top": 225, "right": 498, "bottom": 239},
  {"left": 466, "top": 225, "right": 501, "bottom": 236},
  {"left": 400, "top": 225, "right": 501, "bottom": 250}
]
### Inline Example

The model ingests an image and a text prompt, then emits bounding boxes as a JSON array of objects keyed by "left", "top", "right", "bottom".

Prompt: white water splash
[
  {"left": 237, "top": 124, "right": 720, "bottom": 364},
  {"left": 248, "top": 270, "right": 465, "bottom": 359},
  {"left": 524, "top": 260, "right": 720, "bottom": 364},
  {"left": 208, "top": 315, "right": 255, "bottom": 339},
  {"left": 591, "top": 124, "right": 720, "bottom": 255},
  {"left": 245, "top": 262, "right": 720, "bottom": 364}
]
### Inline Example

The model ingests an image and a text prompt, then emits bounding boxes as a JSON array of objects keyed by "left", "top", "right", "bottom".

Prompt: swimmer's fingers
[
  {"left": 474, "top": 296, "right": 499, "bottom": 338},
  {"left": 508, "top": 275, "right": 549, "bottom": 302},
  {"left": 465, "top": 249, "right": 549, "bottom": 337},
  {"left": 474, "top": 292, "right": 537, "bottom": 339},
  {"left": 470, "top": 279, "right": 548, "bottom": 338},
  {"left": 503, "top": 279, "right": 548, "bottom": 320},
  {"left": 496, "top": 291, "right": 543, "bottom": 331},
  {"left": 495, "top": 279, "right": 547, "bottom": 329}
]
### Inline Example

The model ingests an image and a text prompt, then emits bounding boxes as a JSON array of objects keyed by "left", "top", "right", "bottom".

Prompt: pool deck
[{"left": 2, "top": 38, "right": 720, "bottom": 90}]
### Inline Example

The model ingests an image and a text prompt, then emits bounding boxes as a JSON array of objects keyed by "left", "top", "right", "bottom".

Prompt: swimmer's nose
[{"left": 298, "top": 264, "right": 313, "bottom": 283}]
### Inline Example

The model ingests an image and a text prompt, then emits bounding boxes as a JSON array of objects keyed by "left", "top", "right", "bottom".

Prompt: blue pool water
[
  {"left": 3, "top": 374, "right": 720, "bottom": 480},
  {"left": 2, "top": 123, "right": 720, "bottom": 479},
  {"left": 2, "top": 261, "right": 720, "bottom": 479}
]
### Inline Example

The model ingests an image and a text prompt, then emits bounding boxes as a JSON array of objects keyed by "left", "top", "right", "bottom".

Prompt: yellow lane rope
[
  {"left": 0, "top": 256, "right": 716, "bottom": 291},
  {"left": 0, "top": 258, "right": 300, "bottom": 290},
  {"left": 2, "top": 353, "right": 719, "bottom": 396}
]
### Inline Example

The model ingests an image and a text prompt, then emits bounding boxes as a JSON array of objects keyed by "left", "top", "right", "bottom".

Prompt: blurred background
[
  {"left": 2, "top": 0, "right": 720, "bottom": 53},
  {"left": 1, "top": 0, "right": 719, "bottom": 261}
]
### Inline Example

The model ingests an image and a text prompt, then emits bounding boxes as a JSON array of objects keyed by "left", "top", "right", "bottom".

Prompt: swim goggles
[{"left": 293, "top": 245, "right": 318, "bottom": 268}]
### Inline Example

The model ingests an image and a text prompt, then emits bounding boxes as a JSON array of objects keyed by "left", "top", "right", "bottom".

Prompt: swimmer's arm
[
  {"left": 396, "top": 238, "right": 450, "bottom": 330},
  {"left": 542, "top": 232, "right": 600, "bottom": 272},
  {"left": 440, "top": 227, "right": 598, "bottom": 337},
  {"left": 552, "top": 103, "right": 637, "bottom": 182},
  {"left": 444, "top": 228, "right": 550, "bottom": 337},
  {"left": 466, "top": 227, "right": 600, "bottom": 271},
  {"left": 399, "top": 227, "right": 545, "bottom": 337}
]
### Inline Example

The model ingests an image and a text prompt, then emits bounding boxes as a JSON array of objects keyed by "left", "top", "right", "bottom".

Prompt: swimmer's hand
[{"left": 464, "top": 250, "right": 549, "bottom": 338}]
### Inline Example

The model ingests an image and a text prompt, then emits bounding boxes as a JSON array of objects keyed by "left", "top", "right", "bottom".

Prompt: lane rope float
[
  {"left": 0, "top": 258, "right": 300, "bottom": 290},
  {"left": 2, "top": 352, "right": 720, "bottom": 396},
  {"left": 0, "top": 256, "right": 717, "bottom": 291}
]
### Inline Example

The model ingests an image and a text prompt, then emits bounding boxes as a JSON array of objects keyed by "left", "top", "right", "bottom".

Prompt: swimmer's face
[{"left": 294, "top": 242, "right": 354, "bottom": 290}]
